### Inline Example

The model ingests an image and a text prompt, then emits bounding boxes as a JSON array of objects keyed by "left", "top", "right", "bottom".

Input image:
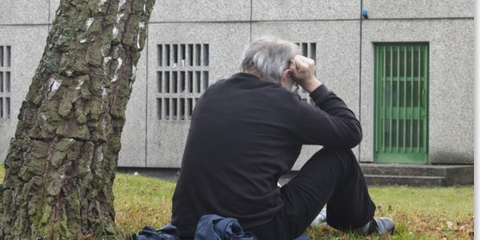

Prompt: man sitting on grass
[{"left": 171, "top": 36, "right": 395, "bottom": 240}]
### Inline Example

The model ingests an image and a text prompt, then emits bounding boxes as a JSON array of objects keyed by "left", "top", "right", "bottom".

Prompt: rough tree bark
[{"left": 0, "top": 0, "right": 155, "bottom": 239}]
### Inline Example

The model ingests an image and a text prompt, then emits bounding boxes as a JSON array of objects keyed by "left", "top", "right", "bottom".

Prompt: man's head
[{"left": 241, "top": 36, "right": 299, "bottom": 89}]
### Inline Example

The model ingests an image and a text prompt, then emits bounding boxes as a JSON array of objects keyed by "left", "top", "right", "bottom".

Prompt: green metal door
[{"left": 374, "top": 43, "right": 429, "bottom": 164}]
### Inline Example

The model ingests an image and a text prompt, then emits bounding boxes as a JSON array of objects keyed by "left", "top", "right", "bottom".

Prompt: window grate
[
  {"left": 374, "top": 43, "right": 429, "bottom": 164},
  {"left": 156, "top": 43, "right": 209, "bottom": 121},
  {"left": 0, "top": 45, "right": 11, "bottom": 119},
  {"left": 295, "top": 42, "right": 316, "bottom": 105}
]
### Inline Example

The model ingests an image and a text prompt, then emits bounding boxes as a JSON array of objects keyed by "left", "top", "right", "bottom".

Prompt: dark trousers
[{"left": 247, "top": 147, "right": 376, "bottom": 240}]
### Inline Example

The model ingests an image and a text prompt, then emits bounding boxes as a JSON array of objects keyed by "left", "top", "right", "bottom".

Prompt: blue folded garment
[{"left": 133, "top": 214, "right": 309, "bottom": 240}]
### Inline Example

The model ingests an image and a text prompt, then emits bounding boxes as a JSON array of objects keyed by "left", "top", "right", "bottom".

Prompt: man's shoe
[{"left": 365, "top": 217, "right": 395, "bottom": 235}]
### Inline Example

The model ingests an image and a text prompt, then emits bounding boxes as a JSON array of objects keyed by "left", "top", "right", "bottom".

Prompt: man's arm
[
  {"left": 289, "top": 55, "right": 362, "bottom": 148},
  {"left": 289, "top": 55, "right": 321, "bottom": 93}
]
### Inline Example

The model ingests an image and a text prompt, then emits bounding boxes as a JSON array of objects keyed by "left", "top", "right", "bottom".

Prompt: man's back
[
  {"left": 171, "top": 72, "right": 304, "bottom": 237},
  {"left": 171, "top": 68, "right": 363, "bottom": 238}
]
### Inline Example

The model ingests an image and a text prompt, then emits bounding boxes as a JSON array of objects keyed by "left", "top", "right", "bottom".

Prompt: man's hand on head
[{"left": 289, "top": 55, "right": 321, "bottom": 93}]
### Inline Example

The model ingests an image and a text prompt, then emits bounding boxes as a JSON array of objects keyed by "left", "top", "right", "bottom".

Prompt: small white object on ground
[{"left": 310, "top": 209, "right": 327, "bottom": 226}]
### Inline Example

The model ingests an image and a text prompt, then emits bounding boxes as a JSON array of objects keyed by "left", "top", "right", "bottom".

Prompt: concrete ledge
[
  {"left": 117, "top": 164, "right": 474, "bottom": 187},
  {"left": 360, "top": 163, "right": 474, "bottom": 187},
  {"left": 364, "top": 174, "right": 445, "bottom": 187}
]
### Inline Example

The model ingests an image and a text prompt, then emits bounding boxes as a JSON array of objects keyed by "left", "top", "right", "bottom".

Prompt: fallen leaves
[{"left": 402, "top": 212, "right": 474, "bottom": 239}]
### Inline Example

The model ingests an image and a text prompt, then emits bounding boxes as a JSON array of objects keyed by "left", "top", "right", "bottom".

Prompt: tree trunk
[{"left": 0, "top": 0, "right": 155, "bottom": 239}]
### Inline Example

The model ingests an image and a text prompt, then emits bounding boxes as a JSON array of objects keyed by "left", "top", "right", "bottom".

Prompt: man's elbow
[
  {"left": 350, "top": 130, "right": 363, "bottom": 148},
  {"left": 345, "top": 124, "right": 363, "bottom": 148}
]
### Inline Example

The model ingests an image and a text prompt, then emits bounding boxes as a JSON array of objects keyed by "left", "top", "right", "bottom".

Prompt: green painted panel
[{"left": 374, "top": 43, "right": 429, "bottom": 164}]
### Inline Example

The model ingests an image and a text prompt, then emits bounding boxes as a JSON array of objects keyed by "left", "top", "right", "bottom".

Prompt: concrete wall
[
  {"left": 0, "top": 0, "right": 52, "bottom": 161},
  {"left": 0, "top": 0, "right": 474, "bottom": 168},
  {"left": 360, "top": 1, "right": 475, "bottom": 164}
]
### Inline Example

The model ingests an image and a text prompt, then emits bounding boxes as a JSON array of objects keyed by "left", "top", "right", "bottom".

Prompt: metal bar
[
  {"left": 374, "top": 45, "right": 380, "bottom": 153},
  {"left": 410, "top": 46, "right": 415, "bottom": 152},
  {"left": 403, "top": 46, "right": 407, "bottom": 152},
  {"left": 382, "top": 46, "right": 386, "bottom": 151},
  {"left": 192, "top": 71, "right": 197, "bottom": 93},
  {"left": 374, "top": 46, "right": 378, "bottom": 153},
  {"left": 381, "top": 45, "right": 387, "bottom": 153},
  {"left": 389, "top": 45, "right": 393, "bottom": 152},
  {"left": 422, "top": 45, "right": 428, "bottom": 151},
  {"left": 396, "top": 46, "right": 400, "bottom": 152},
  {"left": 426, "top": 45, "right": 429, "bottom": 151},
  {"left": 416, "top": 46, "right": 421, "bottom": 152}
]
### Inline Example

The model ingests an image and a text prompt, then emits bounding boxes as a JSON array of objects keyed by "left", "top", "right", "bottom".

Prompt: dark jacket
[
  {"left": 134, "top": 214, "right": 258, "bottom": 240},
  {"left": 171, "top": 73, "right": 362, "bottom": 237}
]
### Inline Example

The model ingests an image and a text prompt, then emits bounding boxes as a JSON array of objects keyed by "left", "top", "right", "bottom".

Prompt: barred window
[
  {"left": 156, "top": 43, "right": 209, "bottom": 121},
  {"left": 0, "top": 45, "right": 11, "bottom": 119}
]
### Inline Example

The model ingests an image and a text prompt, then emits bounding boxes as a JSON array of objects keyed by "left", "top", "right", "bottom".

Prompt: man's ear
[{"left": 280, "top": 69, "right": 291, "bottom": 85}]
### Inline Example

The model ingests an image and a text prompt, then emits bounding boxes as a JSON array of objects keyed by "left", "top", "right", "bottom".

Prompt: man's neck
[{"left": 244, "top": 69, "right": 263, "bottom": 80}]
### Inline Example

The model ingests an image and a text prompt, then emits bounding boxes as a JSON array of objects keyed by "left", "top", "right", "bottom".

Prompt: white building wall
[
  {"left": 360, "top": 0, "right": 474, "bottom": 164},
  {"left": 0, "top": 0, "right": 474, "bottom": 168}
]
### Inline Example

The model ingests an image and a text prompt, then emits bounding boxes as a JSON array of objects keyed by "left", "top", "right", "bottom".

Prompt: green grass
[
  {"left": 0, "top": 164, "right": 474, "bottom": 239},
  {"left": 114, "top": 173, "right": 474, "bottom": 240},
  {"left": 306, "top": 186, "right": 474, "bottom": 239},
  {"left": 113, "top": 173, "right": 176, "bottom": 234}
]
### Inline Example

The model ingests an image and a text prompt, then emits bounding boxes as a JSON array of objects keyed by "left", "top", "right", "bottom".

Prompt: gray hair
[{"left": 241, "top": 36, "right": 299, "bottom": 84}]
